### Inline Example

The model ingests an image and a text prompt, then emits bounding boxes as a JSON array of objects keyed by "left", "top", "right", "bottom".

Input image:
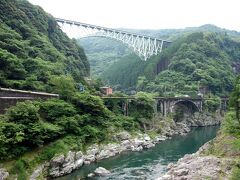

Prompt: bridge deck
[{"left": 55, "top": 18, "right": 171, "bottom": 43}]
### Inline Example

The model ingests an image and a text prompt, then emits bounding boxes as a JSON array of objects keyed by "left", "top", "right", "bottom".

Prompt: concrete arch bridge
[{"left": 102, "top": 96, "right": 228, "bottom": 116}]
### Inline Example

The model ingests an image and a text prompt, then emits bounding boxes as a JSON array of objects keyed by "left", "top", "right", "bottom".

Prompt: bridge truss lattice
[{"left": 55, "top": 18, "right": 171, "bottom": 61}]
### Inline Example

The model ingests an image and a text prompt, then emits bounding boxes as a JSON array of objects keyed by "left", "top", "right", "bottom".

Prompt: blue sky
[{"left": 29, "top": 0, "right": 240, "bottom": 31}]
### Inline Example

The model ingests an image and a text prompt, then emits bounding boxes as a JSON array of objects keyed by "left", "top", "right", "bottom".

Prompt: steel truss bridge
[{"left": 55, "top": 18, "right": 172, "bottom": 61}]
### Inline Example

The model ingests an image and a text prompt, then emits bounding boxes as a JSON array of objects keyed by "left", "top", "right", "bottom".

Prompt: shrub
[
  {"left": 129, "top": 92, "right": 155, "bottom": 120},
  {"left": 10, "top": 159, "right": 28, "bottom": 180},
  {"left": 204, "top": 96, "right": 221, "bottom": 112},
  {"left": 223, "top": 111, "right": 240, "bottom": 136},
  {"left": 0, "top": 121, "right": 25, "bottom": 159},
  {"left": 71, "top": 92, "right": 111, "bottom": 117},
  {"left": 231, "top": 166, "right": 240, "bottom": 180},
  {"left": 7, "top": 101, "right": 40, "bottom": 124},
  {"left": 111, "top": 115, "right": 137, "bottom": 131},
  {"left": 39, "top": 99, "right": 77, "bottom": 122}
]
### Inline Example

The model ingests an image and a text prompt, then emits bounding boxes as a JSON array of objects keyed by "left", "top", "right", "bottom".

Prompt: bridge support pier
[
  {"left": 220, "top": 98, "right": 228, "bottom": 113},
  {"left": 123, "top": 99, "right": 129, "bottom": 116}
]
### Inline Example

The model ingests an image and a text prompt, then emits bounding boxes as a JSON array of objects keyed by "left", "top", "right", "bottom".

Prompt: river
[{"left": 56, "top": 126, "right": 219, "bottom": 180}]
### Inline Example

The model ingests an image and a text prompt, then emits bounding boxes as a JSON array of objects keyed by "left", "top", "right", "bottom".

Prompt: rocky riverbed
[
  {"left": 30, "top": 122, "right": 191, "bottom": 179},
  {"left": 0, "top": 112, "right": 223, "bottom": 180}
]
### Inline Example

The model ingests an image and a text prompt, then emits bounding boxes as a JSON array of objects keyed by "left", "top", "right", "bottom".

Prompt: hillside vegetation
[
  {"left": 0, "top": 0, "right": 89, "bottom": 91},
  {"left": 141, "top": 32, "right": 240, "bottom": 97},
  {"left": 0, "top": 2, "right": 161, "bottom": 178},
  {"left": 79, "top": 37, "right": 130, "bottom": 77},
  {"left": 199, "top": 76, "right": 240, "bottom": 179},
  {"left": 81, "top": 29, "right": 240, "bottom": 96}
]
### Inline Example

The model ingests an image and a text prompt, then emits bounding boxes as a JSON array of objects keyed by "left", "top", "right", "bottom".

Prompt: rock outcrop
[
  {"left": 30, "top": 163, "right": 49, "bottom": 180},
  {"left": 157, "top": 141, "right": 234, "bottom": 180},
  {"left": 183, "top": 112, "right": 222, "bottom": 127},
  {"left": 49, "top": 151, "right": 84, "bottom": 177},
  {"left": 46, "top": 133, "right": 169, "bottom": 178},
  {"left": 0, "top": 169, "right": 9, "bottom": 180},
  {"left": 94, "top": 167, "right": 111, "bottom": 176}
]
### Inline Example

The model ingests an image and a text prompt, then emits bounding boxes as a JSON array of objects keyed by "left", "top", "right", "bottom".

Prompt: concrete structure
[
  {"left": 0, "top": 88, "right": 59, "bottom": 114},
  {"left": 102, "top": 96, "right": 228, "bottom": 116},
  {"left": 100, "top": 87, "right": 113, "bottom": 95},
  {"left": 55, "top": 18, "right": 171, "bottom": 61}
]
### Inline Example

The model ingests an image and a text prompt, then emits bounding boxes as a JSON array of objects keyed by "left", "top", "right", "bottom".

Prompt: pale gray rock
[
  {"left": 146, "top": 142, "right": 155, "bottom": 149},
  {"left": 0, "top": 169, "right": 9, "bottom": 180},
  {"left": 30, "top": 164, "right": 46, "bottom": 180},
  {"left": 133, "top": 138, "right": 145, "bottom": 147},
  {"left": 61, "top": 151, "right": 75, "bottom": 174},
  {"left": 143, "top": 134, "right": 151, "bottom": 141},
  {"left": 94, "top": 167, "right": 110, "bottom": 176},
  {"left": 49, "top": 151, "right": 84, "bottom": 177},
  {"left": 84, "top": 154, "right": 95, "bottom": 163},
  {"left": 155, "top": 136, "right": 167, "bottom": 142},
  {"left": 173, "top": 168, "right": 189, "bottom": 176},
  {"left": 86, "top": 144, "right": 99, "bottom": 156},
  {"left": 75, "top": 151, "right": 83, "bottom": 160},
  {"left": 49, "top": 154, "right": 65, "bottom": 177},
  {"left": 74, "top": 159, "right": 84, "bottom": 169},
  {"left": 96, "top": 149, "right": 115, "bottom": 160},
  {"left": 87, "top": 173, "right": 95, "bottom": 177},
  {"left": 74, "top": 151, "right": 84, "bottom": 169},
  {"left": 142, "top": 141, "right": 155, "bottom": 149},
  {"left": 131, "top": 145, "right": 143, "bottom": 152},
  {"left": 160, "top": 154, "right": 231, "bottom": 180},
  {"left": 121, "top": 140, "right": 132, "bottom": 150},
  {"left": 84, "top": 161, "right": 91, "bottom": 165},
  {"left": 116, "top": 131, "right": 131, "bottom": 140},
  {"left": 50, "top": 154, "right": 65, "bottom": 168},
  {"left": 96, "top": 144, "right": 124, "bottom": 160}
]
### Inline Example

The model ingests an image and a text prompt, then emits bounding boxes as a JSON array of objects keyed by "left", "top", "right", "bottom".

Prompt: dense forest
[
  {"left": 140, "top": 32, "right": 240, "bottom": 97},
  {"left": 79, "top": 37, "right": 130, "bottom": 77},
  {"left": 0, "top": 0, "right": 89, "bottom": 91},
  {"left": 0, "top": 1, "right": 157, "bottom": 179},
  {"left": 80, "top": 28, "right": 240, "bottom": 96}
]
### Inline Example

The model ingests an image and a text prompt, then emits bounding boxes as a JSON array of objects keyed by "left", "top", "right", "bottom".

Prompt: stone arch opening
[{"left": 172, "top": 100, "right": 199, "bottom": 122}]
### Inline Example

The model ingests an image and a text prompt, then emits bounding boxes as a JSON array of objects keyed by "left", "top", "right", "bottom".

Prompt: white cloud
[{"left": 29, "top": 0, "right": 240, "bottom": 31}]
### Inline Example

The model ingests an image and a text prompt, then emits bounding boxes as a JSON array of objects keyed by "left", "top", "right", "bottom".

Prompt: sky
[{"left": 28, "top": 0, "right": 240, "bottom": 31}]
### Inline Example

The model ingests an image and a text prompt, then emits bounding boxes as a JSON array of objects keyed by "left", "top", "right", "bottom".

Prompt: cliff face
[{"left": 0, "top": 0, "right": 90, "bottom": 91}]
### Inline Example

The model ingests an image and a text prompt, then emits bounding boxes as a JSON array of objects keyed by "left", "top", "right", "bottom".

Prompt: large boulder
[
  {"left": 96, "top": 144, "right": 120, "bottom": 160},
  {"left": 94, "top": 167, "right": 110, "bottom": 176}
]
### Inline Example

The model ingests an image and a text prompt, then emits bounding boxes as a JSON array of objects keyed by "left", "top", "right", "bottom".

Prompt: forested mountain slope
[
  {"left": 140, "top": 32, "right": 240, "bottom": 97},
  {"left": 80, "top": 26, "right": 240, "bottom": 95},
  {"left": 79, "top": 37, "right": 130, "bottom": 77},
  {"left": 0, "top": 0, "right": 89, "bottom": 91}
]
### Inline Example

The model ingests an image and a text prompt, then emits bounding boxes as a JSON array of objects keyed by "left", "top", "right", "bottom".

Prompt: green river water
[{"left": 56, "top": 126, "right": 219, "bottom": 180}]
